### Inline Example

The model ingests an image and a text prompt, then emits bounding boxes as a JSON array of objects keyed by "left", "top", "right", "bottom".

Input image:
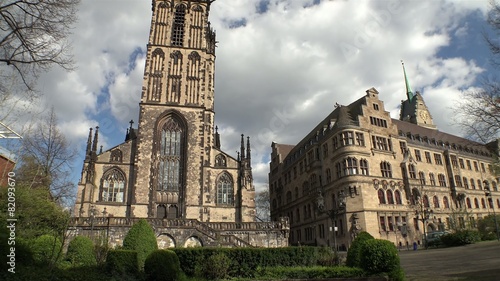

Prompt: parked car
[{"left": 425, "top": 231, "right": 448, "bottom": 247}]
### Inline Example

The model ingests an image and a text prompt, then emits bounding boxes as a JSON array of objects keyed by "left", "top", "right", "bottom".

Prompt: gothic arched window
[
  {"left": 394, "top": 190, "right": 402, "bottom": 204},
  {"left": 101, "top": 168, "right": 125, "bottom": 202},
  {"left": 386, "top": 190, "right": 394, "bottom": 204},
  {"left": 443, "top": 196, "right": 450, "bottom": 209},
  {"left": 378, "top": 189, "right": 386, "bottom": 204},
  {"left": 217, "top": 172, "right": 234, "bottom": 205},
  {"left": 360, "top": 159, "right": 369, "bottom": 175},
  {"left": 380, "top": 161, "right": 392, "bottom": 178},
  {"left": 158, "top": 116, "right": 184, "bottom": 191},
  {"left": 171, "top": 4, "right": 186, "bottom": 46}
]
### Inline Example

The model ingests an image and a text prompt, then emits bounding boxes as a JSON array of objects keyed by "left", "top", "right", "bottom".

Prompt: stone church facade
[
  {"left": 269, "top": 70, "right": 499, "bottom": 250},
  {"left": 71, "top": 0, "right": 288, "bottom": 248}
]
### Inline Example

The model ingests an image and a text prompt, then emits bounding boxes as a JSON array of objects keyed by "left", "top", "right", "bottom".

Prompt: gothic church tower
[{"left": 132, "top": 0, "right": 255, "bottom": 222}]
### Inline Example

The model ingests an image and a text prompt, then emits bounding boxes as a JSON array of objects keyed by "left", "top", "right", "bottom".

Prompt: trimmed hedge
[
  {"left": 256, "top": 266, "right": 366, "bottom": 279},
  {"left": 346, "top": 231, "right": 374, "bottom": 267},
  {"left": 66, "top": 236, "right": 96, "bottom": 267},
  {"left": 202, "top": 252, "right": 231, "bottom": 280},
  {"left": 144, "top": 250, "right": 181, "bottom": 281},
  {"left": 172, "top": 247, "right": 319, "bottom": 278},
  {"left": 123, "top": 219, "right": 158, "bottom": 270},
  {"left": 106, "top": 249, "right": 138, "bottom": 277}
]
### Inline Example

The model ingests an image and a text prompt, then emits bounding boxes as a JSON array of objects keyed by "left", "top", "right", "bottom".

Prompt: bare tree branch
[{"left": 0, "top": 0, "right": 80, "bottom": 91}]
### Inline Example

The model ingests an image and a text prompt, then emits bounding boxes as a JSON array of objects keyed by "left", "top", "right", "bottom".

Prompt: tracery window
[
  {"left": 217, "top": 173, "right": 234, "bottom": 205},
  {"left": 110, "top": 149, "right": 122, "bottom": 162},
  {"left": 101, "top": 169, "right": 125, "bottom": 202},
  {"left": 343, "top": 157, "right": 358, "bottom": 175},
  {"left": 408, "top": 164, "right": 416, "bottom": 179},
  {"left": 215, "top": 154, "right": 227, "bottom": 167},
  {"left": 429, "top": 173, "right": 436, "bottom": 186},
  {"left": 438, "top": 174, "right": 447, "bottom": 187},
  {"left": 171, "top": 4, "right": 186, "bottom": 46},
  {"left": 158, "top": 116, "right": 184, "bottom": 191},
  {"left": 419, "top": 172, "right": 426, "bottom": 185}
]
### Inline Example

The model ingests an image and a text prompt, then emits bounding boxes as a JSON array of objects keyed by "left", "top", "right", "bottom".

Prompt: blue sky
[{"left": 1, "top": 0, "right": 496, "bottom": 195}]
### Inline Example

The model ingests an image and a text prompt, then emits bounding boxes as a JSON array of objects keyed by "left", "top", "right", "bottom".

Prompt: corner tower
[{"left": 399, "top": 61, "right": 437, "bottom": 129}]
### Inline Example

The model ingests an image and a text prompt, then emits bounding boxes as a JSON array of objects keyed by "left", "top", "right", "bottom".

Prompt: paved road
[{"left": 399, "top": 241, "right": 500, "bottom": 281}]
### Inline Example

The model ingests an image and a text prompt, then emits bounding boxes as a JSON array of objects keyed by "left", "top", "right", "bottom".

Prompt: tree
[
  {"left": 0, "top": 0, "right": 79, "bottom": 91},
  {"left": 123, "top": 219, "right": 158, "bottom": 271},
  {"left": 18, "top": 107, "right": 77, "bottom": 205},
  {"left": 255, "top": 189, "right": 270, "bottom": 222}
]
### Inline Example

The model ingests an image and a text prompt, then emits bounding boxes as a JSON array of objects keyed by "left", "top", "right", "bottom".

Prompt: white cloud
[{"left": 20, "top": 0, "right": 491, "bottom": 191}]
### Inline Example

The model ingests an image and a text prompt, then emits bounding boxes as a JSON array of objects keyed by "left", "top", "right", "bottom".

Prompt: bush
[
  {"left": 66, "top": 236, "right": 96, "bottom": 267},
  {"left": 123, "top": 219, "right": 158, "bottom": 270},
  {"left": 144, "top": 250, "right": 181, "bottom": 281},
  {"left": 256, "top": 266, "right": 366, "bottom": 279},
  {"left": 316, "top": 247, "right": 337, "bottom": 266},
  {"left": 203, "top": 252, "right": 231, "bottom": 280},
  {"left": 346, "top": 231, "right": 374, "bottom": 267},
  {"left": 106, "top": 249, "right": 138, "bottom": 277},
  {"left": 31, "top": 234, "right": 63, "bottom": 265},
  {"left": 477, "top": 215, "right": 500, "bottom": 241},
  {"left": 440, "top": 230, "right": 481, "bottom": 247},
  {"left": 360, "top": 239, "right": 400, "bottom": 274}
]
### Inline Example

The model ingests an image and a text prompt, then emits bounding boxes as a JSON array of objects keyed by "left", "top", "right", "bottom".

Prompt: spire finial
[
  {"left": 240, "top": 134, "right": 245, "bottom": 160},
  {"left": 86, "top": 128, "right": 93, "bottom": 155},
  {"left": 92, "top": 126, "right": 99, "bottom": 153},
  {"left": 246, "top": 136, "right": 251, "bottom": 167},
  {"left": 129, "top": 120, "right": 134, "bottom": 129},
  {"left": 401, "top": 60, "right": 414, "bottom": 102}
]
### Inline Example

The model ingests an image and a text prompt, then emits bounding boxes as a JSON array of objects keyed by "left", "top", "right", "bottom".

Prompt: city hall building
[{"left": 269, "top": 77, "right": 499, "bottom": 249}]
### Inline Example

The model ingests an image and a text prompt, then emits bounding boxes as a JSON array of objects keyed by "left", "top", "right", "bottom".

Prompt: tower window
[{"left": 171, "top": 5, "right": 186, "bottom": 46}]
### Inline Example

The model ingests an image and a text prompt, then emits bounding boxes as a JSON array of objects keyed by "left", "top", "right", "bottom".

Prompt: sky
[{"left": 2, "top": 0, "right": 497, "bottom": 195}]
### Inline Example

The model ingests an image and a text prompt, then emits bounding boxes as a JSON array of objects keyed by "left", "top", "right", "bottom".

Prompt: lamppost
[
  {"left": 415, "top": 202, "right": 433, "bottom": 249},
  {"left": 484, "top": 186, "right": 500, "bottom": 241},
  {"left": 316, "top": 190, "right": 346, "bottom": 260}
]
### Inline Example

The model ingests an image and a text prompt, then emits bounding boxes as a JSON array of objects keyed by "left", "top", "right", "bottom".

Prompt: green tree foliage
[
  {"left": 0, "top": 186, "right": 69, "bottom": 240},
  {"left": 31, "top": 234, "right": 63, "bottom": 266},
  {"left": 440, "top": 230, "right": 481, "bottom": 247},
  {"left": 123, "top": 219, "right": 158, "bottom": 270},
  {"left": 477, "top": 215, "right": 500, "bottom": 240},
  {"left": 345, "top": 231, "right": 374, "bottom": 267},
  {"left": 144, "top": 250, "right": 181, "bottom": 281},
  {"left": 66, "top": 236, "right": 97, "bottom": 267},
  {"left": 202, "top": 252, "right": 231, "bottom": 280},
  {"left": 360, "top": 239, "right": 400, "bottom": 275}
]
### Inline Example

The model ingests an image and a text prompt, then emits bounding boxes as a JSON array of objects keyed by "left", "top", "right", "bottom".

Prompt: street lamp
[
  {"left": 415, "top": 199, "right": 433, "bottom": 249},
  {"left": 316, "top": 190, "right": 346, "bottom": 261},
  {"left": 484, "top": 186, "right": 500, "bottom": 241}
]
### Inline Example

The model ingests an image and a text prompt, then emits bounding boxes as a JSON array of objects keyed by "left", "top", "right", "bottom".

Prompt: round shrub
[
  {"left": 66, "top": 235, "right": 96, "bottom": 267},
  {"left": 144, "top": 250, "right": 181, "bottom": 281},
  {"left": 360, "top": 239, "right": 400, "bottom": 274},
  {"left": 123, "top": 219, "right": 158, "bottom": 270},
  {"left": 346, "top": 231, "right": 374, "bottom": 267},
  {"left": 203, "top": 252, "right": 231, "bottom": 280},
  {"left": 31, "top": 234, "right": 63, "bottom": 265}
]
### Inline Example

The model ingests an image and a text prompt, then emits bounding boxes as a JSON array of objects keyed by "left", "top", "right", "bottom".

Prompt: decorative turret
[
  {"left": 85, "top": 128, "right": 93, "bottom": 161},
  {"left": 214, "top": 126, "right": 221, "bottom": 149},
  {"left": 240, "top": 134, "right": 245, "bottom": 160},
  {"left": 246, "top": 136, "right": 251, "bottom": 167}
]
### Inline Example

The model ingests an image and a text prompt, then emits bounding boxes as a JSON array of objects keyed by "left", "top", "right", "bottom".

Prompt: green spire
[{"left": 401, "top": 60, "right": 414, "bottom": 102}]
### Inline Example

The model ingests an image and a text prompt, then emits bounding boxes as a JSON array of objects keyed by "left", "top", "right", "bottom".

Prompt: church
[
  {"left": 71, "top": 0, "right": 288, "bottom": 248},
  {"left": 269, "top": 63, "right": 499, "bottom": 249}
]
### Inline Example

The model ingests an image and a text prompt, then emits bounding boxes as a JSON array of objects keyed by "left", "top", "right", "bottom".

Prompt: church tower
[
  {"left": 132, "top": 0, "right": 255, "bottom": 222},
  {"left": 399, "top": 62, "right": 437, "bottom": 129}
]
